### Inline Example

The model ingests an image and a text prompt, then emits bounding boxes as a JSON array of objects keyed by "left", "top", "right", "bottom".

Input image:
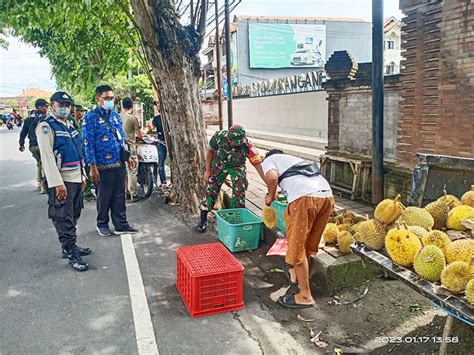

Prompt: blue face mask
[{"left": 103, "top": 100, "right": 114, "bottom": 111}]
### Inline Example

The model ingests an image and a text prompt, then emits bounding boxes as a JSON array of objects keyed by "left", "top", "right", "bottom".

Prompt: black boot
[
  {"left": 61, "top": 245, "right": 92, "bottom": 259},
  {"left": 65, "top": 245, "right": 89, "bottom": 272},
  {"left": 197, "top": 210, "right": 208, "bottom": 233}
]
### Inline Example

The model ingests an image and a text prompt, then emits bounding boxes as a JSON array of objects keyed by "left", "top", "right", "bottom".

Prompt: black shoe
[
  {"left": 66, "top": 246, "right": 89, "bottom": 272},
  {"left": 61, "top": 245, "right": 92, "bottom": 259},
  {"left": 96, "top": 225, "right": 113, "bottom": 237},
  {"left": 196, "top": 210, "right": 208, "bottom": 233},
  {"left": 114, "top": 226, "right": 139, "bottom": 234}
]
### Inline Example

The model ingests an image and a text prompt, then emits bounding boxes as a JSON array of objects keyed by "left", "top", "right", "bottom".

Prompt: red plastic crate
[{"left": 176, "top": 242, "right": 245, "bottom": 318}]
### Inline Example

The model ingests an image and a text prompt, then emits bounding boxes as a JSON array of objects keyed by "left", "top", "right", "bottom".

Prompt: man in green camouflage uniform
[{"left": 197, "top": 124, "right": 266, "bottom": 233}]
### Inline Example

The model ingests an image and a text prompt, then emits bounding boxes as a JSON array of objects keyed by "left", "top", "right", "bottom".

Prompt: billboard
[{"left": 249, "top": 23, "right": 326, "bottom": 69}]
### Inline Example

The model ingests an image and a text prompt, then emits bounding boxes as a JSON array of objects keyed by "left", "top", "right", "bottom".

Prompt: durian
[
  {"left": 425, "top": 198, "right": 451, "bottom": 230},
  {"left": 466, "top": 279, "right": 474, "bottom": 306},
  {"left": 408, "top": 226, "right": 428, "bottom": 240},
  {"left": 437, "top": 190, "right": 460, "bottom": 210},
  {"left": 323, "top": 223, "right": 339, "bottom": 244},
  {"left": 385, "top": 227, "right": 422, "bottom": 267},
  {"left": 357, "top": 219, "right": 387, "bottom": 250},
  {"left": 461, "top": 185, "right": 474, "bottom": 208},
  {"left": 401, "top": 207, "right": 434, "bottom": 230},
  {"left": 441, "top": 261, "right": 471, "bottom": 293},
  {"left": 337, "top": 231, "right": 355, "bottom": 254},
  {"left": 446, "top": 205, "right": 474, "bottom": 231},
  {"left": 374, "top": 194, "right": 404, "bottom": 225},
  {"left": 445, "top": 239, "right": 474, "bottom": 264},
  {"left": 413, "top": 245, "right": 446, "bottom": 281},
  {"left": 422, "top": 230, "right": 451, "bottom": 253},
  {"left": 262, "top": 206, "right": 278, "bottom": 229},
  {"left": 342, "top": 211, "right": 356, "bottom": 225}
]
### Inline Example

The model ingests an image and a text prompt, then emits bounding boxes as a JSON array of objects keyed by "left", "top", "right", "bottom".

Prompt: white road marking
[{"left": 121, "top": 233, "right": 159, "bottom": 355}]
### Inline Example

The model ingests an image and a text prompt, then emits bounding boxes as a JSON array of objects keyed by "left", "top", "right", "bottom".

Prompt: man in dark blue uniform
[
  {"left": 82, "top": 85, "right": 138, "bottom": 237},
  {"left": 36, "top": 92, "right": 91, "bottom": 272},
  {"left": 19, "top": 98, "right": 49, "bottom": 193}
]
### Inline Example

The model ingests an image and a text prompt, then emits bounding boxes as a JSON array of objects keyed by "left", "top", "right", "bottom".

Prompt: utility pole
[
  {"left": 372, "top": 0, "right": 384, "bottom": 204},
  {"left": 224, "top": 0, "right": 233, "bottom": 127},
  {"left": 214, "top": 0, "right": 223, "bottom": 130}
]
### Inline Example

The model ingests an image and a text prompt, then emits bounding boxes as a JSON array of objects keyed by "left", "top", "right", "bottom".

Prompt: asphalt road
[{"left": 0, "top": 127, "right": 307, "bottom": 355}]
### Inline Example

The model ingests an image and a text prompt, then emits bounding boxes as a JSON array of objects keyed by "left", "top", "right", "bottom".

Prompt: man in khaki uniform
[
  {"left": 36, "top": 91, "right": 91, "bottom": 272},
  {"left": 121, "top": 97, "right": 143, "bottom": 202}
]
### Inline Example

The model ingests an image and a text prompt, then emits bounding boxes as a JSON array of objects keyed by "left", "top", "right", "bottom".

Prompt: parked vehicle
[{"left": 136, "top": 135, "right": 161, "bottom": 199}]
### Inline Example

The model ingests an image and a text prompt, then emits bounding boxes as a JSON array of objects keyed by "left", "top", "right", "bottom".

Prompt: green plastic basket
[
  {"left": 271, "top": 201, "right": 288, "bottom": 232},
  {"left": 216, "top": 208, "right": 263, "bottom": 252}
]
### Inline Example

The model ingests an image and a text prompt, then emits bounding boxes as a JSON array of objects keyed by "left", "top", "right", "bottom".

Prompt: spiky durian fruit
[
  {"left": 337, "top": 231, "right": 355, "bottom": 254},
  {"left": 466, "top": 279, "right": 474, "bottom": 306},
  {"left": 413, "top": 245, "right": 446, "bottom": 281},
  {"left": 342, "top": 211, "right": 356, "bottom": 225},
  {"left": 447, "top": 205, "right": 474, "bottom": 231},
  {"left": 352, "top": 221, "right": 364, "bottom": 234},
  {"left": 445, "top": 239, "right": 474, "bottom": 264},
  {"left": 425, "top": 198, "right": 451, "bottom": 230},
  {"left": 323, "top": 223, "right": 339, "bottom": 244},
  {"left": 358, "top": 219, "right": 387, "bottom": 250},
  {"left": 422, "top": 230, "right": 451, "bottom": 254},
  {"left": 441, "top": 261, "right": 471, "bottom": 293},
  {"left": 401, "top": 207, "right": 435, "bottom": 230},
  {"left": 441, "top": 192, "right": 461, "bottom": 210},
  {"left": 385, "top": 227, "right": 422, "bottom": 267},
  {"left": 374, "top": 194, "right": 404, "bottom": 225},
  {"left": 408, "top": 226, "right": 428, "bottom": 240},
  {"left": 262, "top": 206, "right": 278, "bottom": 229},
  {"left": 461, "top": 185, "right": 474, "bottom": 208}
]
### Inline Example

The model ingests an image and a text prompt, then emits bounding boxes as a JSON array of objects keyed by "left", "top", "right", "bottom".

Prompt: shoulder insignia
[{"left": 42, "top": 126, "right": 49, "bottom": 135}]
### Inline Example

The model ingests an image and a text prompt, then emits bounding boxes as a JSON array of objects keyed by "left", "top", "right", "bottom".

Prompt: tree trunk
[{"left": 131, "top": 0, "right": 207, "bottom": 213}]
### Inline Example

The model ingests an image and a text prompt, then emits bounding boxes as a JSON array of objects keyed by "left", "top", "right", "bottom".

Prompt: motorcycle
[
  {"left": 136, "top": 135, "right": 162, "bottom": 199},
  {"left": 6, "top": 120, "right": 14, "bottom": 130}
]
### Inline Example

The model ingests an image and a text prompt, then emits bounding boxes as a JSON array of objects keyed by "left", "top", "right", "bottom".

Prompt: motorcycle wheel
[{"left": 142, "top": 165, "right": 154, "bottom": 199}]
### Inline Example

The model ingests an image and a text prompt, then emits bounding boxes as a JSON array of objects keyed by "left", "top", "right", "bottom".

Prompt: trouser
[
  {"left": 201, "top": 165, "right": 248, "bottom": 211},
  {"left": 284, "top": 196, "right": 334, "bottom": 266},
  {"left": 96, "top": 165, "right": 129, "bottom": 230},
  {"left": 125, "top": 147, "right": 138, "bottom": 197},
  {"left": 47, "top": 182, "right": 83, "bottom": 249},
  {"left": 157, "top": 143, "right": 167, "bottom": 183},
  {"left": 29, "top": 146, "right": 43, "bottom": 186},
  {"left": 83, "top": 165, "right": 94, "bottom": 198}
]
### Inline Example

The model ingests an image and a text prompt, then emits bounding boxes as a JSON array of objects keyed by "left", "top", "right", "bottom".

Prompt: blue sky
[{"left": 0, "top": 0, "right": 402, "bottom": 97}]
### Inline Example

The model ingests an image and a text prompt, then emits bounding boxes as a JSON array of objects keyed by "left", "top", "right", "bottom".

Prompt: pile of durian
[{"left": 322, "top": 185, "right": 474, "bottom": 306}]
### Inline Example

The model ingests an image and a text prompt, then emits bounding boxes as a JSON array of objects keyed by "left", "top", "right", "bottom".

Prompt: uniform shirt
[
  {"left": 209, "top": 131, "right": 262, "bottom": 167},
  {"left": 19, "top": 110, "right": 45, "bottom": 148},
  {"left": 36, "top": 114, "right": 83, "bottom": 188},
  {"left": 82, "top": 106, "right": 126, "bottom": 169},
  {"left": 121, "top": 111, "right": 140, "bottom": 146},
  {"left": 262, "top": 154, "right": 332, "bottom": 203}
]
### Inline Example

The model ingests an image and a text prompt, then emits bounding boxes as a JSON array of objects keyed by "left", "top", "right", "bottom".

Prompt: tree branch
[{"left": 196, "top": 0, "right": 208, "bottom": 40}]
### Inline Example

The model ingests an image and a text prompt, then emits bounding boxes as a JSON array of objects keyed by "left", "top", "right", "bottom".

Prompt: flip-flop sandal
[
  {"left": 277, "top": 293, "right": 315, "bottom": 309},
  {"left": 282, "top": 263, "right": 298, "bottom": 286}
]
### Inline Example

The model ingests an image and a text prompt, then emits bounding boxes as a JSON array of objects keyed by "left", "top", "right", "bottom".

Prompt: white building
[{"left": 384, "top": 17, "right": 402, "bottom": 75}]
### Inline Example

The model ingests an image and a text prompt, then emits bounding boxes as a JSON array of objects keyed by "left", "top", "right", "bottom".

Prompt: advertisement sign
[{"left": 249, "top": 23, "right": 326, "bottom": 69}]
